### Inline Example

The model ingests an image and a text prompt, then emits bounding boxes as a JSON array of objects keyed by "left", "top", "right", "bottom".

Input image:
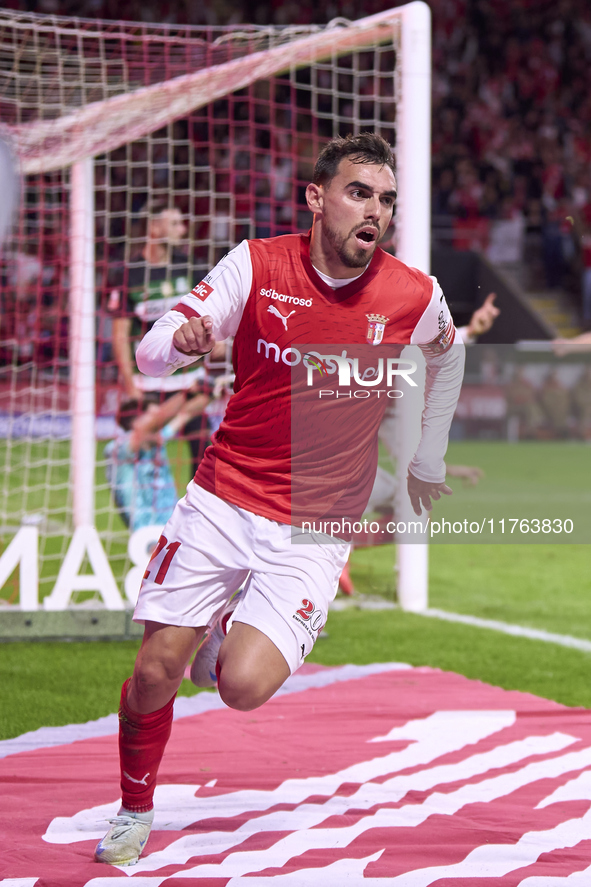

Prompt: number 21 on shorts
[{"left": 143, "top": 535, "right": 181, "bottom": 585}]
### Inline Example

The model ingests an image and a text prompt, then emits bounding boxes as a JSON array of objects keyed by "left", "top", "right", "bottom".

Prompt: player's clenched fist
[{"left": 173, "top": 315, "right": 216, "bottom": 356}]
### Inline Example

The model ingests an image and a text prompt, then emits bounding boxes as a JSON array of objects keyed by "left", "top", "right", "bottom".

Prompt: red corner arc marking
[{"left": 3, "top": 664, "right": 591, "bottom": 885}]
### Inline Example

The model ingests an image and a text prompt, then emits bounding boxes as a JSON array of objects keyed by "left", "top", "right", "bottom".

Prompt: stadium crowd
[
  {"left": 429, "top": 0, "right": 591, "bottom": 321},
  {"left": 8, "top": 0, "right": 590, "bottom": 320},
  {"left": 3, "top": 0, "right": 591, "bottom": 368}
]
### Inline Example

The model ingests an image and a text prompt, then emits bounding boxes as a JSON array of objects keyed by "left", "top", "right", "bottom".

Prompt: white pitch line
[
  {"left": 0, "top": 662, "right": 411, "bottom": 760},
  {"left": 331, "top": 598, "right": 591, "bottom": 652},
  {"left": 331, "top": 596, "right": 396, "bottom": 611},
  {"left": 422, "top": 608, "right": 591, "bottom": 653}
]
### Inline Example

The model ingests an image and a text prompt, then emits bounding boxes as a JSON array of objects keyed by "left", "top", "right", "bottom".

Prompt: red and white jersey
[{"left": 137, "top": 233, "right": 464, "bottom": 524}]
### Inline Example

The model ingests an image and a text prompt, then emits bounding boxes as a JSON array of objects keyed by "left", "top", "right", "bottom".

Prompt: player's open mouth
[{"left": 355, "top": 227, "right": 378, "bottom": 247}]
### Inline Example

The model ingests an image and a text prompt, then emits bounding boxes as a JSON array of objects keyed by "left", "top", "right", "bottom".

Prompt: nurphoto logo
[{"left": 303, "top": 350, "right": 418, "bottom": 399}]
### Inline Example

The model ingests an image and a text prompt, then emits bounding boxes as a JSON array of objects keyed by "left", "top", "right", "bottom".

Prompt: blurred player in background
[
  {"left": 457, "top": 292, "right": 499, "bottom": 344},
  {"left": 105, "top": 387, "right": 209, "bottom": 532},
  {"left": 95, "top": 133, "right": 465, "bottom": 867},
  {"left": 552, "top": 331, "right": 591, "bottom": 441},
  {"left": 108, "top": 197, "right": 210, "bottom": 476}
]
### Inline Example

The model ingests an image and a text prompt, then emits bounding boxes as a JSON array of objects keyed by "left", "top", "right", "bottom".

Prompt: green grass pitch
[{"left": 0, "top": 440, "right": 589, "bottom": 739}]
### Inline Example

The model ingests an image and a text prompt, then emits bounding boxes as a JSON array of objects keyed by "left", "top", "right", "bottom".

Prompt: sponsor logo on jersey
[
  {"left": 303, "top": 353, "right": 329, "bottom": 375},
  {"left": 267, "top": 304, "right": 296, "bottom": 330},
  {"left": 424, "top": 318, "right": 455, "bottom": 355},
  {"left": 257, "top": 338, "right": 302, "bottom": 366},
  {"left": 260, "top": 287, "right": 312, "bottom": 307},
  {"left": 192, "top": 281, "right": 214, "bottom": 301},
  {"left": 365, "top": 313, "right": 388, "bottom": 346},
  {"left": 256, "top": 340, "right": 417, "bottom": 399}
]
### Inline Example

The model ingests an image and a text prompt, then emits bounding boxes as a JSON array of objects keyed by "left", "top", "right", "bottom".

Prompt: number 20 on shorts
[{"left": 296, "top": 598, "right": 325, "bottom": 632}]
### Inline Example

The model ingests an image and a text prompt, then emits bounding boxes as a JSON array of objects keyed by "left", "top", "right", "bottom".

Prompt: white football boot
[
  {"left": 190, "top": 588, "right": 245, "bottom": 688},
  {"left": 94, "top": 808, "right": 153, "bottom": 866}
]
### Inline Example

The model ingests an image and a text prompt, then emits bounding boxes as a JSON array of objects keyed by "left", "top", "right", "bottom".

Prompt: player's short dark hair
[
  {"left": 313, "top": 133, "right": 396, "bottom": 186},
  {"left": 116, "top": 393, "right": 161, "bottom": 431}
]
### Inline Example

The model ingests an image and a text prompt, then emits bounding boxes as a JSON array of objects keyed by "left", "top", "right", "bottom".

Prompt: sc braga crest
[{"left": 365, "top": 313, "right": 388, "bottom": 346}]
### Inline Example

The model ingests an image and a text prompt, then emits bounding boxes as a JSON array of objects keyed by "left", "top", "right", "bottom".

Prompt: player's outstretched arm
[
  {"left": 553, "top": 331, "right": 591, "bottom": 357},
  {"left": 407, "top": 470, "right": 453, "bottom": 516}
]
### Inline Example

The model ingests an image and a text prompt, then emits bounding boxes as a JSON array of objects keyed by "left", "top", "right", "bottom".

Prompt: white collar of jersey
[{"left": 311, "top": 263, "right": 368, "bottom": 290}]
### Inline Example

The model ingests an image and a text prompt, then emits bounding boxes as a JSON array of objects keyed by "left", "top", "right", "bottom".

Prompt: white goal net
[{"left": 0, "top": 2, "right": 431, "bottom": 611}]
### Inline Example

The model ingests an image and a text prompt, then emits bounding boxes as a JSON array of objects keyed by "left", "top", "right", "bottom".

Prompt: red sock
[{"left": 118, "top": 677, "right": 176, "bottom": 812}]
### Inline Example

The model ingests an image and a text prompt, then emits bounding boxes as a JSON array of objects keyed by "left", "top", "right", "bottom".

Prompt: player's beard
[{"left": 322, "top": 219, "right": 379, "bottom": 269}]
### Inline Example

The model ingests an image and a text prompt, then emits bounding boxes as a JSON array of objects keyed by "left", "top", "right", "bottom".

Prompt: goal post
[
  {"left": 394, "top": 0, "right": 431, "bottom": 612},
  {"left": 0, "top": 2, "right": 431, "bottom": 611},
  {"left": 70, "top": 156, "right": 96, "bottom": 530}
]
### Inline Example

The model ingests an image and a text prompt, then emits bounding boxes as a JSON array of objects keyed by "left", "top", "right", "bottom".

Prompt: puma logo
[
  {"left": 123, "top": 770, "right": 150, "bottom": 785},
  {"left": 267, "top": 304, "right": 296, "bottom": 330}
]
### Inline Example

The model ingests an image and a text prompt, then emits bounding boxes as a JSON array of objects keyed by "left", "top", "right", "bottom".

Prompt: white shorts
[{"left": 134, "top": 483, "right": 350, "bottom": 674}]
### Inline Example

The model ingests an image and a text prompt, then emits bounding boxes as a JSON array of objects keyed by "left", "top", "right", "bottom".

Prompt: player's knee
[
  {"left": 134, "top": 650, "right": 185, "bottom": 693},
  {"left": 217, "top": 667, "right": 272, "bottom": 712},
  {"left": 218, "top": 686, "right": 259, "bottom": 712}
]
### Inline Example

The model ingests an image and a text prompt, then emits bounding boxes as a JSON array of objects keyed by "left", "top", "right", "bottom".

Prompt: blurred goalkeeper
[{"left": 95, "top": 133, "right": 464, "bottom": 866}]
